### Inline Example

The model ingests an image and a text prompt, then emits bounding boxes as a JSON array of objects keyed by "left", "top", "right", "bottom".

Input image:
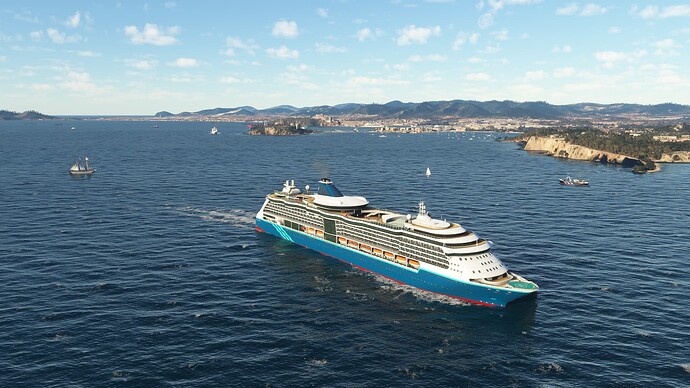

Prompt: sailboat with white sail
[
  {"left": 425, "top": 167, "right": 431, "bottom": 177},
  {"left": 69, "top": 156, "right": 95, "bottom": 175}
]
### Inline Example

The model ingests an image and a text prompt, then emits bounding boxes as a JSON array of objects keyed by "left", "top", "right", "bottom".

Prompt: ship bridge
[{"left": 312, "top": 178, "right": 369, "bottom": 210}]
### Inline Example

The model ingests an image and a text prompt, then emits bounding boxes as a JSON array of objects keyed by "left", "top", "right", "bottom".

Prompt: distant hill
[
  {"left": 154, "top": 100, "right": 690, "bottom": 120},
  {"left": 0, "top": 110, "right": 57, "bottom": 120}
]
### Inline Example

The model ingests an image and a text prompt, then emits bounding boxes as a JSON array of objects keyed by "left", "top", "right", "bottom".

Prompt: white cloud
[
  {"left": 466, "top": 72, "right": 492, "bottom": 81},
  {"left": 396, "top": 25, "right": 441, "bottom": 45},
  {"left": 30, "top": 30, "right": 43, "bottom": 40},
  {"left": 315, "top": 43, "right": 346, "bottom": 53},
  {"left": 316, "top": 8, "right": 328, "bottom": 18},
  {"left": 580, "top": 3, "right": 608, "bottom": 16},
  {"left": 226, "top": 36, "right": 258, "bottom": 55},
  {"left": 65, "top": 11, "right": 80, "bottom": 28},
  {"left": 422, "top": 71, "right": 443, "bottom": 82},
  {"left": 492, "top": 29, "right": 509, "bottom": 40},
  {"left": 556, "top": 3, "right": 579, "bottom": 15},
  {"left": 478, "top": 0, "right": 541, "bottom": 28},
  {"left": 219, "top": 76, "right": 241, "bottom": 84},
  {"left": 454, "top": 32, "right": 480, "bottom": 49},
  {"left": 128, "top": 59, "right": 157, "bottom": 70},
  {"left": 552, "top": 45, "right": 572, "bottom": 53},
  {"left": 660, "top": 5, "right": 690, "bottom": 18},
  {"left": 356, "top": 28, "right": 373, "bottom": 41},
  {"left": 356, "top": 27, "right": 384, "bottom": 42},
  {"left": 557, "top": 3, "right": 608, "bottom": 16},
  {"left": 46, "top": 28, "right": 82, "bottom": 44},
  {"left": 77, "top": 50, "right": 99, "bottom": 57},
  {"left": 124, "top": 24, "right": 179, "bottom": 46},
  {"left": 346, "top": 76, "right": 409, "bottom": 86},
  {"left": 633, "top": 4, "right": 690, "bottom": 19},
  {"left": 478, "top": 13, "right": 494, "bottom": 29},
  {"left": 170, "top": 57, "right": 199, "bottom": 67},
  {"left": 408, "top": 54, "right": 446, "bottom": 62},
  {"left": 553, "top": 67, "right": 575, "bottom": 77},
  {"left": 524, "top": 70, "right": 548, "bottom": 80},
  {"left": 272, "top": 20, "right": 299, "bottom": 38},
  {"left": 31, "top": 83, "right": 53, "bottom": 91},
  {"left": 164, "top": 2, "right": 177, "bottom": 8},
  {"left": 266, "top": 45, "right": 299, "bottom": 59},
  {"left": 61, "top": 71, "right": 99, "bottom": 93},
  {"left": 653, "top": 38, "right": 680, "bottom": 56},
  {"left": 594, "top": 49, "right": 647, "bottom": 67},
  {"left": 608, "top": 26, "right": 621, "bottom": 33}
]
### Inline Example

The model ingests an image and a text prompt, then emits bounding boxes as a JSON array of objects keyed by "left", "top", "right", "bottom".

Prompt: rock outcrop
[
  {"left": 656, "top": 151, "right": 690, "bottom": 162},
  {"left": 522, "top": 136, "right": 640, "bottom": 166},
  {"left": 247, "top": 124, "right": 312, "bottom": 136}
]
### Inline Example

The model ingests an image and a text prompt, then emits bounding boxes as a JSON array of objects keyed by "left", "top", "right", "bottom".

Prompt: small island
[
  {"left": 0, "top": 109, "right": 56, "bottom": 120},
  {"left": 247, "top": 118, "right": 315, "bottom": 136}
]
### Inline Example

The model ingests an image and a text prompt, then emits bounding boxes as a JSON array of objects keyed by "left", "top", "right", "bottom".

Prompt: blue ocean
[{"left": 1, "top": 120, "right": 689, "bottom": 386}]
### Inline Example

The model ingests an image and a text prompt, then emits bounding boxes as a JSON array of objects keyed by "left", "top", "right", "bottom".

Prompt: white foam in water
[
  {"left": 369, "top": 272, "right": 471, "bottom": 306},
  {"left": 536, "top": 363, "right": 563, "bottom": 374},
  {"left": 306, "top": 358, "right": 328, "bottom": 367},
  {"left": 174, "top": 206, "right": 256, "bottom": 227},
  {"left": 680, "top": 364, "right": 690, "bottom": 374}
]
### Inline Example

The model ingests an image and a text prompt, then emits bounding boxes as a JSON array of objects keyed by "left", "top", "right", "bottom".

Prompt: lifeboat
[
  {"left": 348, "top": 240, "right": 359, "bottom": 249},
  {"left": 407, "top": 259, "right": 421, "bottom": 269},
  {"left": 308, "top": 227, "right": 315, "bottom": 234},
  {"left": 384, "top": 252, "right": 395, "bottom": 260},
  {"left": 373, "top": 248, "right": 383, "bottom": 256},
  {"left": 338, "top": 237, "right": 347, "bottom": 245},
  {"left": 395, "top": 255, "right": 407, "bottom": 265},
  {"left": 360, "top": 244, "right": 372, "bottom": 253},
  {"left": 316, "top": 230, "right": 324, "bottom": 237}
]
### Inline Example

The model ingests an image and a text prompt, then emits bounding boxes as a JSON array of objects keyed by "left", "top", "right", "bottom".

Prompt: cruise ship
[{"left": 256, "top": 178, "right": 538, "bottom": 307}]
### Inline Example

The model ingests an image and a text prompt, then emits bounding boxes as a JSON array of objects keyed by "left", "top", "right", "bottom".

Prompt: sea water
[{"left": 1, "top": 120, "right": 688, "bottom": 386}]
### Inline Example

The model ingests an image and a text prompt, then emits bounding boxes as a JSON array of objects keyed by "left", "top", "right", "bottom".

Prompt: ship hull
[{"left": 256, "top": 218, "right": 536, "bottom": 307}]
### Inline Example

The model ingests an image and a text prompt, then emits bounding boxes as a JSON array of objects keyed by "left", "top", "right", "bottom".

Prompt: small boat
[
  {"left": 559, "top": 175, "right": 589, "bottom": 186},
  {"left": 425, "top": 167, "right": 431, "bottom": 177},
  {"left": 408, "top": 259, "right": 421, "bottom": 270},
  {"left": 69, "top": 156, "right": 95, "bottom": 175},
  {"left": 152, "top": 125, "right": 159, "bottom": 128},
  {"left": 378, "top": 134, "right": 387, "bottom": 138},
  {"left": 210, "top": 126, "right": 219, "bottom": 135},
  {"left": 70, "top": 126, "right": 76, "bottom": 130}
]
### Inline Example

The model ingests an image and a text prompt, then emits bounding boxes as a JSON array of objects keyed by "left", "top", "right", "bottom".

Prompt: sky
[{"left": 1, "top": 1, "right": 690, "bottom": 115}]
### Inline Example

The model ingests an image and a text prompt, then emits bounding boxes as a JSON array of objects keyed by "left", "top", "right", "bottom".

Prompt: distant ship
[
  {"left": 559, "top": 175, "right": 589, "bottom": 186},
  {"left": 210, "top": 126, "right": 219, "bottom": 135},
  {"left": 426, "top": 167, "right": 431, "bottom": 177},
  {"left": 256, "top": 178, "right": 539, "bottom": 307},
  {"left": 69, "top": 156, "right": 95, "bottom": 175}
]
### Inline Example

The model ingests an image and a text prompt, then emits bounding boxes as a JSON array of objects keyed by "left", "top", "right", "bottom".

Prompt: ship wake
[{"left": 173, "top": 206, "right": 256, "bottom": 227}]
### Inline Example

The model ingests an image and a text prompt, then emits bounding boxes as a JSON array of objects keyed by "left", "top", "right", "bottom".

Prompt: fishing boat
[
  {"left": 256, "top": 178, "right": 539, "bottom": 307},
  {"left": 210, "top": 126, "right": 219, "bottom": 135},
  {"left": 559, "top": 175, "right": 589, "bottom": 186},
  {"left": 68, "top": 156, "right": 95, "bottom": 175}
]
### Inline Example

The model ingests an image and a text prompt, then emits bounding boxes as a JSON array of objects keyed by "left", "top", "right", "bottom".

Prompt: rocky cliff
[
  {"left": 522, "top": 136, "right": 640, "bottom": 166},
  {"left": 523, "top": 136, "right": 690, "bottom": 164},
  {"left": 656, "top": 151, "right": 690, "bottom": 162}
]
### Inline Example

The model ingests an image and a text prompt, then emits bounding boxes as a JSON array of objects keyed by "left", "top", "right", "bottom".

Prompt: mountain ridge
[{"left": 154, "top": 100, "right": 690, "bottom": 120}]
